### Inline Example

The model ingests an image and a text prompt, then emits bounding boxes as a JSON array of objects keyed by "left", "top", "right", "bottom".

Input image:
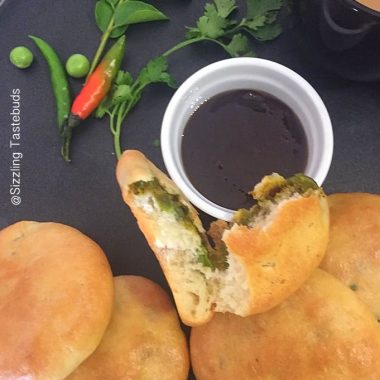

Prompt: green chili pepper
[
  {"left": 29, "top": 35, "right": 72, "bottom": 161},
  {"left": 29, "top": 36, "right": 71, "bottom": 130}
]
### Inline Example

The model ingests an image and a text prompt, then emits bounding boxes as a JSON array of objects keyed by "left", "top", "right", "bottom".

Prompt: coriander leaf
[
  {"left": 158, "top": 72, "right": 177, "bottom": 88},
  {"left": 112, "top": 84, "right": 132, "bottom": 105},
  {"left": 95, "top": 94, "right": 113, "bottom": 118},
  {"left": 246, "top": 0, "right": 283, "bottom": 19},
  {"left": 196, "top": 4, "right": 228, "bottom": 38},
  {"left": 95, "top": 0, "right": 114, "bottom": 33},
  {"left": 214, "top": 0, "right": 237, "bottom": 18},
  {"left": 110, "top": 25, "right": 128, "bottom": 38},
  {"left": 204, "top": 3, "right": 219, "bottom": 18},
  {"left": 94, "top": 104, "right": 107, "bottom": 119},
  {"left": 137, "top": 56, "right": 176, "bottom": 88},
  {"left": 139, "top": 56, "right": 168, "bottom": 83},
  {"left": 265, "top": 10, "right": 279, "bottom": 24},
  {"left": 115, "top": 70, "right": 133, "bottom": 85},
  {"left": 185, "top": 2, "right": 233, "bottom": 40},
  {"left": 185, "top": 26, "right": 201, "bottom": 39},
  {"left": 245, "top": 22, "right": 282, "bottom": 41},
  {"left": 224, "top": 34, "right": 255, "bottom": 57},
  {"left": 114, "top": 1, "right": 168, "bottom": 27},
  {"left": 244, "top": 15, "right": 266, "bottom": 30}
]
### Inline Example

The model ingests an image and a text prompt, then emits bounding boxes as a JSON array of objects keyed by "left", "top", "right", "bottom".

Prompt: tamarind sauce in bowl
[
  {"left": 161, "top": 58, "right": 333, "bottom": 221},
  {"left": 181, "top": 89, "right": 308, "bottom": 210}
]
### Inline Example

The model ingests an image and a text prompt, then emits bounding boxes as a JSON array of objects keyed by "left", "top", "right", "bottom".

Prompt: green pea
[
  {"left": 9, "top": 46, "right": 34, "bottom": 69},
  {"left": 65, "top": 54, "right": 90, "bottom": 78}
]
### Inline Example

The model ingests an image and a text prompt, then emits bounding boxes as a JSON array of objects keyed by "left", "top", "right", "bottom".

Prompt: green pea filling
[
  {"left": 130, "top": 174, "right": 318, "bottom": 269},
  {"left": 130, "top": 179, "right": 190, "bottom": 223},
  {"left": 234, "top": 174, "right": 320, "bottom": 226},
  {"left": 349, "top": 283, "right": 358, "bottom": 291},
  {"left": 130, "top": 178, "right": 228, "bottom": 271}
]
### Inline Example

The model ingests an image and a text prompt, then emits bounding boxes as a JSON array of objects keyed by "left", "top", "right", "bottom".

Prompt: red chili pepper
[{"left": 67, "top": 35, "right": 126, "bottom": 128}]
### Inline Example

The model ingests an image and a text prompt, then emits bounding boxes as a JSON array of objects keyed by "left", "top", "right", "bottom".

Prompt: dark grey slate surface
[{"left": 0, "top": 1, "right": 379, "bottom": 379}]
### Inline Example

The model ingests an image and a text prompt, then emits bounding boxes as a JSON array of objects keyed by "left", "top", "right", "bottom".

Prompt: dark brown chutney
[{"left": 181, "top": 89, "right": 308, "bottom": 210}]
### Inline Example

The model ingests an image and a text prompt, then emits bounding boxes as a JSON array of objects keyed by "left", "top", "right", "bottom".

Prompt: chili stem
[
  {"left": 87, "top": 30, "right": 112, "bottom": 80},
  {"left": 109, "top": 106, "right": 118, "bottom": 135},
  {"left": 114, "top": 101, "right": 128, "bottom": 159},
  {"left": 115, "top": 97, "right": 139, "bottom": 158},
  {"left": 61, "top": 129, "right": 72, "bottom": 162},
  {"left": 86, "top": 0, "right": 123, "bottom": 81},
  {"left": 162, "top": 37, "right": 204, "bottom": 57},
  {"left": 121, "top": 90, "right": 141, "bottom": 119}
]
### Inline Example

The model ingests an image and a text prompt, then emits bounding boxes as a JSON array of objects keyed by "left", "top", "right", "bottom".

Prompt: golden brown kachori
[
  {"left": 320, "top": 193, "right": 380, "bottom": 321},
  {"left": 0, "top": 221, "right": 114, "bottom": 380},
  {"left": 66, "top": 275, "right": 189, "bottom": 380},
  {"left": 117, "top": 151, "right": 330, "bottom": 326},
  {"left": 191, "top": 269, "right": 380, "bottom": 380}
]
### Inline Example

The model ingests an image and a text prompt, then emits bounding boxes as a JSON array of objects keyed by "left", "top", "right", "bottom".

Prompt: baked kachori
[
  {"left": 0, "top": 221, "right": 114, "bottom": 380},
  {"left": 191, "top": 269, "right": 380, "bottom": 380},
  {"left": 66, "top": 275, "right": 189, "bottom": 380},
  {"left": 117, "top": 150, "right": 330, "bottom": 326},
  {"left": 320, "top": 193, "right": 380, "bottom": 321}
]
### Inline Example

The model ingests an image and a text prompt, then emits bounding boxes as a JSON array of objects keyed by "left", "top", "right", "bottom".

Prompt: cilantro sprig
[
  {"left": 180, "top": 0, "right": 283, "bottom": 56},
  {"left": 96, "top": 0, "right": 284, "bottom": 158},
  {"left": 96, "top": 56, "right": 176, "bottom": 157}
]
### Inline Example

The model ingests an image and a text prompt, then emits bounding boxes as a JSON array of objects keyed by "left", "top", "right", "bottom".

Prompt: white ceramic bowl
[{"left": 161, "top": 58, "right": 334, "bottom": 221}]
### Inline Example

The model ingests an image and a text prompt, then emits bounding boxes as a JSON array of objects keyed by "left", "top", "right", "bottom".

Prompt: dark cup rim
[
  {"left": 323, "top": 0, "right": 377, "bottom": 33},
  {"left": 350, "top": 0, "right": 380, "bottom": 18}
]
